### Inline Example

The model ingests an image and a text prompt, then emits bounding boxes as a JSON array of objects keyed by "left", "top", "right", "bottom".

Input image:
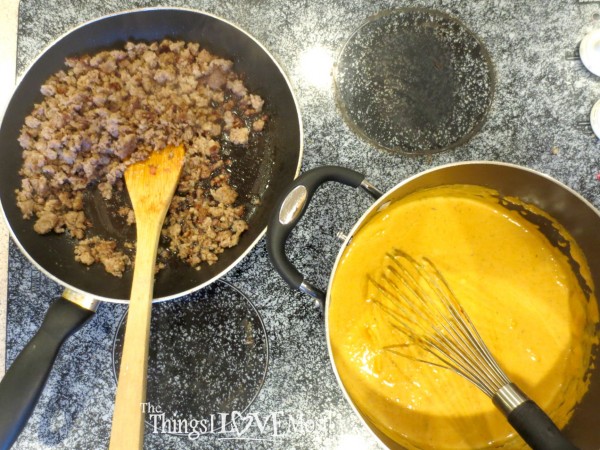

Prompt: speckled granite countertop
[
  {"left": 3, "top": 1, "right": 600, "bottom": 449},
  {"left": 0, "top": 0, "right": 19, "bottom": 379}
]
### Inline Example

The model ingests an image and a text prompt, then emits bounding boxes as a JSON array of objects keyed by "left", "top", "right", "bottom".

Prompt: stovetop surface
[{"left": 7, "top": 0, "right": 600, "bottom": 449}]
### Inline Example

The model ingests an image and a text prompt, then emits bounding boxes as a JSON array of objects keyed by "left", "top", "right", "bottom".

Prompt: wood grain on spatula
[{"left": 109, "top": 144, "right": 185, "bottom": 450}]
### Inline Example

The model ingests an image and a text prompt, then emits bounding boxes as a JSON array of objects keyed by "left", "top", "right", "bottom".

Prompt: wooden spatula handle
[
  {"left": 109, "top": 220, "right": 161, "bottom": 449},
  {"left": 108, "top": 144, "right": 184, "bottom": 449}
]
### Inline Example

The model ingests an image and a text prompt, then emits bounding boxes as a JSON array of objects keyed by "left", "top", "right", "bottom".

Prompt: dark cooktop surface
[
  {"left": 335, "top": 8, "right": 494, "bottom": 154},
  {"left": 6, "top": 1, "right": 600, "bottom": 449}
]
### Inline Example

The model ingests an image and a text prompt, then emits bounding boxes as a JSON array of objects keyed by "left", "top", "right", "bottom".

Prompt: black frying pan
[{"left": 0, "top": 8, "right": 302, "bottom": 448}]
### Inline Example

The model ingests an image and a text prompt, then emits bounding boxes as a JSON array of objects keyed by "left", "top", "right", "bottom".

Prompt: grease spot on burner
[
  {"left": 112, "top": 281, "right": 268, "bottom": 431},
  {"left": 334, "top": 8, "right": 495, "bottom": 155}
]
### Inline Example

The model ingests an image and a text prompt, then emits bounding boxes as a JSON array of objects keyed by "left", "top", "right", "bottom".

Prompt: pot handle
[
  {"left": 266, "top": 165, "right": 383, "bottom": 310},
  {"left": 0, "top": 294, "right": 96, "bottom": 450}
]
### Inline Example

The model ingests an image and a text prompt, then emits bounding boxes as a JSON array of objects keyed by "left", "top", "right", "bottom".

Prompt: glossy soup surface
[{"left": 328, "top": 185, "right": 599, "bottom": 450}]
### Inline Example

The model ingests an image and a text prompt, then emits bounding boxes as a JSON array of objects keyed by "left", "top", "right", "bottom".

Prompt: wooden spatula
[{"left": 109, "top": 144, "right": 185, "bottom": 450}]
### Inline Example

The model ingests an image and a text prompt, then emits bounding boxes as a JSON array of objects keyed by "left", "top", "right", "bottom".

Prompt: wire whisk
[{"left": 368, "top": 249, "right": 578, "bottom": 450}]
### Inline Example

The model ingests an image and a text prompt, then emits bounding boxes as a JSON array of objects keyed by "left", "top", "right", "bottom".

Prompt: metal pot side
[{"left": 324, "top": 161, "right": 600, "bottom": 449}]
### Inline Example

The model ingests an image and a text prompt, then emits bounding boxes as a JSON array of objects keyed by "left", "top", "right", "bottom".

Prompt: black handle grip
[
  {"left": 266, "top": 165, "right": 382, "bottom": 310},
  {"left": 508, "top": 400, "right": 579, "bottom": 450},
  {"left": 0, "top": 296, "right": 95, "bottom": 450}
]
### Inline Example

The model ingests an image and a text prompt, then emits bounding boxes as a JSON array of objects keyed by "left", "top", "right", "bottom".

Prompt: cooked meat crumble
[
  {"left": 75, "top": 237, "right": 130, "bottom": 277},
  {"left": 16, "top": 39, "right": 266, "bottom": 276}
]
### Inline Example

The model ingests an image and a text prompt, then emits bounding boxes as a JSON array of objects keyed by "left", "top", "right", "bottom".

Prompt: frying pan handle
[
  {"left": 266, "top": 165, "right": 383, "bottom": 310},
  {"left": 0, "top": 296, "right": 95, "bottom": 450}
]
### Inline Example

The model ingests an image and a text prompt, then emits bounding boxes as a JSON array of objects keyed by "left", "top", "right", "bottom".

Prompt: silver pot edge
[{"left": 323, "top": 160, "right": 600, "bottom": 450}]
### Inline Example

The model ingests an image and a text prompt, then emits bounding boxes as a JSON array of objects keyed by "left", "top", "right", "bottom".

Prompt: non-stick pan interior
[{"left": 0, "top": 8, "right": 302, "bottom": 301}]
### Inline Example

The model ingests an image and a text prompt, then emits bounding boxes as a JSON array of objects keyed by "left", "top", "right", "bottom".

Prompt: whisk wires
[{"left": 368, "top": 249, "right": 511, "bottom": 398}]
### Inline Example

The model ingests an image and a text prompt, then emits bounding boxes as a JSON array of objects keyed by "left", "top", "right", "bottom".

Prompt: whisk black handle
[
  {"left": 266, "top": 165, "right": 382, "bottom": 310},
  {"left": 507, "top": 401, "right": 579, "bottom": 450}
]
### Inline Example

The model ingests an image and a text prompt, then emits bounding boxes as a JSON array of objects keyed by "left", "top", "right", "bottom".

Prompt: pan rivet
[
  {"left": 336, "top": 231, "right": 348, "bottom": 242},
  {"left": 377, "top": 201, "right": 391, "bottom": 212}
]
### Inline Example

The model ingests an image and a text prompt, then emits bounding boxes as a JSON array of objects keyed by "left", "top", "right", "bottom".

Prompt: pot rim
[{"left": 323, "top": 160, "right": 600, "bottom": 449}]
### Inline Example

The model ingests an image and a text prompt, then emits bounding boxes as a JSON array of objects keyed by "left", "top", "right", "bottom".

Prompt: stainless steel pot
[{"left": 267, "top": 161, "right": 600, "bottom": 449}]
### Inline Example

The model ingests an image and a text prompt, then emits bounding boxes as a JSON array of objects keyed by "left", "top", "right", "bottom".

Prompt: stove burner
[
  {"left": 112, "top": 281, "right": 268, "bottom": 432},
  {"left": 334, "top": 8, "right": 495, "bottom": 155}
]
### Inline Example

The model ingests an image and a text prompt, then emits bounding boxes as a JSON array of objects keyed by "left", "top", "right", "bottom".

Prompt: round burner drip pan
[
  {"left": 112, "top": 281, "right": 268, "bottom": 433},
  {"left": 334, "top": 8, "right": 495, "bottom": 155}
]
